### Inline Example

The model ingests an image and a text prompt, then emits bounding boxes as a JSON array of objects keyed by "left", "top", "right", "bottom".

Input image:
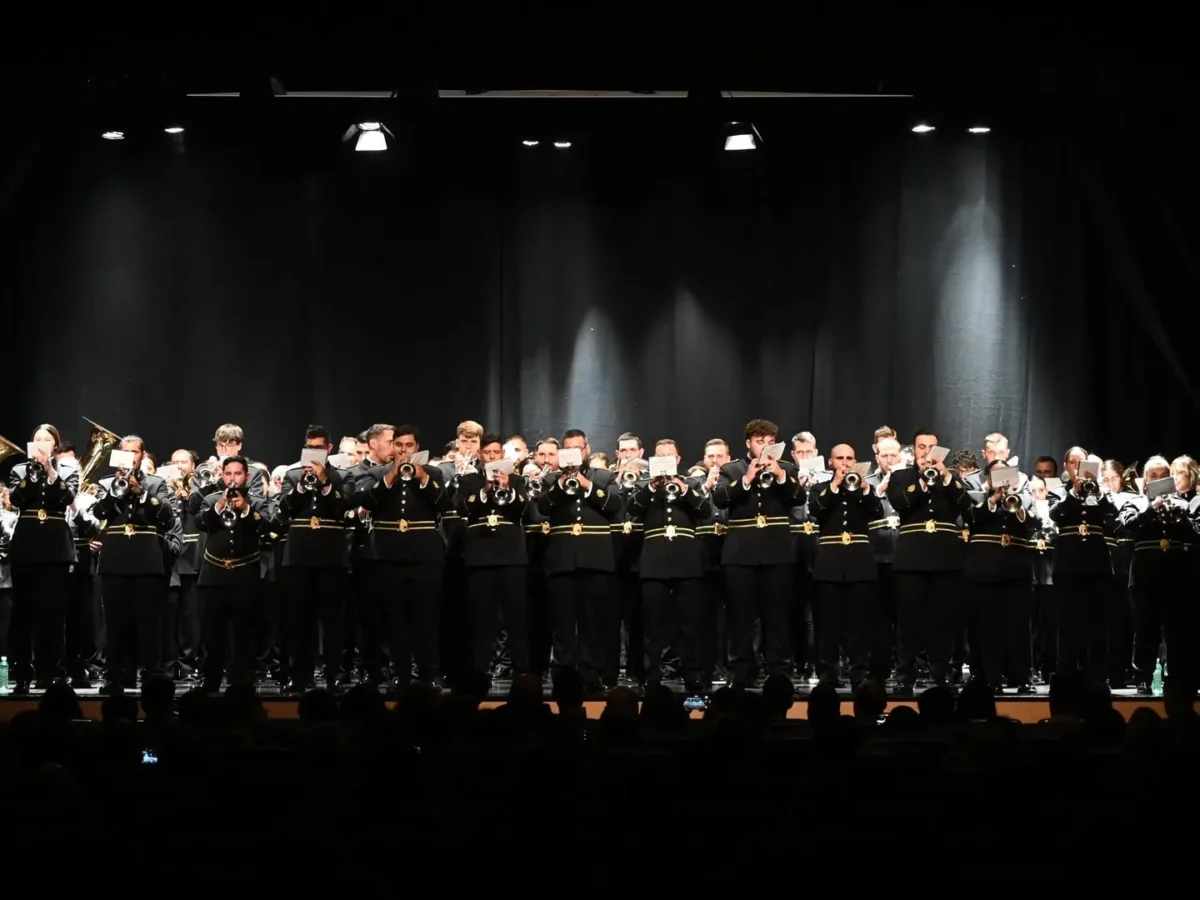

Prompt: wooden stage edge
[{"left": 0, "top": 696, "right": 1192, "bottom": 724}]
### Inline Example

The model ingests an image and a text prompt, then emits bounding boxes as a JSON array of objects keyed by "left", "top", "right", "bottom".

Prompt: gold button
[
  {"left": 310, "top": 517, "right": 320, "bottom": 530},
  {"left": 622, "top": 521, "right": 633, "bottom": 535},
  {"left": 37, "top": 509, "right": 47, "bottom": 523},
  {"left": 925, "top": 520, "right": 937, "bottom": 534},
  {"left": 571, "top": 523, "right": 582, "bottom": 536},
  {"left": 755, "top": 514, "right": 766, "bottom": 528},
  {"left": 541, "top": 522, "right": 550, "bottom": 535},
  {"left": 399, "top": 519, "right": 409, "bottom": 533},
  {"left": 1036, "top": 539, "right": 1047, "bottom": 551},
  {"left": 665, "top": 525, "right": 677, "bottom": 540},
  {"left": 1161, "top": 538, "right": 1171, "bottom": 551},
  {"left": 124, "top": 524, "right": 134, "bottom": 536},
  {"left": 841, "top": 532, "right": 852, "bottom": 546},
  {"left": 487, "top": 514, "right": 499, "bottom": 528},
  {"left": 803, "top": 522, "right": 814, "bottom": 535},
  {"left": 1001, "top": 533, "right": 1011, "bottom": 547}
]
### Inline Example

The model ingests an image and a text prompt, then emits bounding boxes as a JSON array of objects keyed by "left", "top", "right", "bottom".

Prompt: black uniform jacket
[
  {"left": 537, "top": 466, "right": 622, "bottom": 573},
  {"left": 713, "top": 458, "right": 806, "bottom": 567},
  {"left": 808, "top": 480, "right": 883, "bottom": 583},
  {"left": 627, "top": 479, "right": 710, "bottom": 580}
]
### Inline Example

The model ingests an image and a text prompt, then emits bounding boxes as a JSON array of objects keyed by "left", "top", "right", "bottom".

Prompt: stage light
[
  {"left": 522, "top": 140, "right": 540, "bottom": 146},
  {"left": 911, "top": 124, "right": 935, "bottom": 133},
  {"left": 553, "top": 141, "right": 571, "bottom": 148},
  {"left": 342, "top": 121, "right": 393, "bottom": 152},
  {"left": 723, "top": 122, "right": 761, "bottom": 151},
  {"left": 102, "top": 131, "right": 125, "bottom": 140},
  {"left": 967, "top": 126, "right": 991, "bottom": 134},
  {"left": 164, "top": 126, "right": 185, "bottom": 134}
]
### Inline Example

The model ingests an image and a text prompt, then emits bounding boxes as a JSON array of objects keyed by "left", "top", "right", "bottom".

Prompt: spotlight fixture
[
  {"left": 967, "top": 126, "right": 991, "bottom": 134},
  {"left": 101, "top": 131, "right": 125, "bottom": 141},
  {"left": 723, "top": 121, "right": 761, "bottom": 151},
  {"left": 164, "top": 126, "right": 185, "bottom": 134},
  {"left": 341, "top": 121, "right": 393, "bottom": 152},
  {"left": 522, "top": 139, "right": 540, "bottom": 146},
  {"left": 911, "top": 124, "right": 935, "bottom": 133},
  {"left": 553, "top": 141, "right": 571, "bottom": 149}
]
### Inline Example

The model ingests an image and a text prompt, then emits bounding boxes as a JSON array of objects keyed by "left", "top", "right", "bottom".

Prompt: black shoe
[
  {"left": 390, "top": 676, "right": 412, "bottom": 691},
  {"left": 1136, "top": 681, "right": 1152, "bottom": 694},
  {"left": 70, "top": 675, "right": 93, "bottom": 690},
  {"left": 1014, "top": 683, "right": 1034, "bottom": 694},
  {"left": 327, "top": 675, "right": 348, "bottom": 692},
  {"left": 893, "top": 682, "right": 915, "bottom": 697},
  {"left": 283, "top": 679, "right": 310, "bottom": 694},
  {"left": 101, "top": 682, "right": 124, "bottom": 695},
  {"left": 33, "top": 679, "right": 56, "bottom": 691},
  {"left": 200, "top": 681, "right": 222, "bottom": 694}
]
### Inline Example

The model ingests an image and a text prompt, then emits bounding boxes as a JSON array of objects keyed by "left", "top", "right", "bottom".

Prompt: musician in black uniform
[
  {"left": 345, "top": 424, "right": 395, "bottom": 682},
  {"left": 6, "top": 424, "right": 79, "bottom": 690},
  {"left": 886, "top": 430, "right": 972, "bottom": 693},
  {"left": 1117, "top": 455, "right": 1199, "bottom": 693},
  {"left": 457, "top": 433, "right": 530, "bottom": 681},
  {"left": 354, "top": 425, "right": 451, "bottom": 688},
  {"left": 713, "top": 419, "right": 806, "bottom": 687},
  {"left": 277, "top": 426, "right": 351, "bottom": 692},
  {"left": 788, "top": 431, "right": 825, "bottom": 679},
  {"left": 1102, "top": 459, "right": 1139, "bottom": 686},
  {"left": 523, "top": 441, "right": 557, "bottom": 677},
  {"left": 95, "top": 435, "right": 176, "bottom": 692},
  {"left": 807, "top": 444, "right": 883, "bottom": 689},
  {"left": 195, "top": 456, "right": 273, "bottom": 691},
  {"left": 539, "top": 429, "right": 622, "bottom": 695},
  {"left": 965, "top": 461, "right": 1038, "bottom": 693},
  {"left": 694, "top": 440, "right": 731, "bottom": 683},
  {"left": 1028, "top": 477, "right": 1058, "bottom": 682},
  {"left": 628, "top": 440, "right": 712, "bottom": 692},
  {"left": 611, "top": 433, "right": 649, "bottom": 685},
  {"left": 163, "top": 449, "right": 201, "bottom": 679},
  {"left": 193, "top": 423, "right": 267, "bottom": 500},
  {"left": 66, "top": 494, "right": 102, "bottom": 687},
  {"left": 1049, "top": 455, "right": 1117, "bottom": 684},
  {"left": 866, "top": 436, "right": 902, "bottom": 681}
]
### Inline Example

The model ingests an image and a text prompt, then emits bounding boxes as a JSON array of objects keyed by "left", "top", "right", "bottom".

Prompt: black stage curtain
[{"left": 2, "top": 100, "right": 1198, "bottom": 469}]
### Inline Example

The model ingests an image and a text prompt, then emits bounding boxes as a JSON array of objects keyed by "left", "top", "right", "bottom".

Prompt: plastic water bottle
[
  {"left": 1151, "top": 659, "right": 1163, "bottom": 697},
  {"left": 0, "top": 656, "right": 8, "bottom": 694}
]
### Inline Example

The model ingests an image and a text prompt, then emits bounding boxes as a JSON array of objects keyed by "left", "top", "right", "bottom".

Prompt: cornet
[
  {"left": 922, "top": 467, "right": 940, "bottom": 486},
  {"left": 664, "top": 479, "right": 683, "bottom": 499},
  {"left": 193, "top": 467, "right": 219, "bottom": 491},
  {"left": 756, "top": 457, "right": 778, "bottom": 489},
  {"left": 1003, "top": 491, "right": 1023, "bottom": 513},
  {"left": 1078, "top": 479, "right": 1101, "bottom": 504},
  {"left": 301, "top": 470, "right": 320, "bottom": 489},
  {"left": 843, "top": 472, "right": 861, "bottom": 491},
  {"left": 26, "top": 458, "right": 45, "bottom": 483},
  {"left": 493, "top": 486, "right": 516, "bottom": 506},
  {"left": 526, "top": 466, "right": 551, "bottom": 498},
  {"left": 563, "top": 468, "right": 581, "bottom": 495}
]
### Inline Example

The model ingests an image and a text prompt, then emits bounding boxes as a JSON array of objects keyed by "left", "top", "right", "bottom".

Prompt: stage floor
[{"left": 0, "top": 675, "right": 1185, "bottom": 724}]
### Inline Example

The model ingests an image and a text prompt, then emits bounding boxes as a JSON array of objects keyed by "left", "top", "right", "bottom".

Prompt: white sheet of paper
[
  {"left": 109, "top": 449, "right": 135, "bottom": 469},
  {"left": 648, "top": 457, "right": 677, "bottom": 478},
  {"left": 990, "top": 465, "right": 1020, "bottom": 491},
  {"left": 854, "top": 462, "right": 872, "bottom": 477},
  {"left": 27, "top": 442, "right": 44, "bottom": 459},
  {"left": 300, "top": 448, "right": 328, "bottom": 466},
  {"left": 485, "top": 459, "right": 515, "bottom": 478},
  {"left": 558, "top": 447, "right": 583, "bottom": 468},
  {"left": 1136, "top": 477, "right": 1145, "bottom": 492},
  {"left": 74, "top": 493, "right": 97, "bottom": 513},
  {"left": 140, "top": 457, "right": 155, "bottom": 474},
  {"left": 1146, "top": 477, "right": 1176, "bottom": 500},
  {"left": 1008, "top": 456, "right": 1020, "bottom": 470},
  {"left": 1077, "top": 460, "right": 1100, "bottom": 481},
  {"left": 928, "top": 446, "right": 950, "bottom": 464},
  {"left": 795, "top": 455, "right": 824, "bottom": 472},
  {"left": 327, "top": 453, "right": 351, "bottom": 469},
  {"left": 1045, "top": 476, "right": 1063, "bottom": 492},
  {"left": 1035, "top": 499, "right": 1050, "bottom": 520},
  {"left": 502, "top": 442, "right": 522, "bottom": 462},
  {"left": 408, "top": 451, "right": 430, "bottom": 466},
  {"left": 156, "top": 464, "right": 182, "bottom": 483},
  {"left": 761, "top": 442, "right": 786, "bottom": 461}
]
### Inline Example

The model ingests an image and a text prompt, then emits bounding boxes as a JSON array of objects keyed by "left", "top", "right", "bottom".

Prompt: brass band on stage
[{"left": 1, "top": 418, "right": 1198, "bottom": 701}]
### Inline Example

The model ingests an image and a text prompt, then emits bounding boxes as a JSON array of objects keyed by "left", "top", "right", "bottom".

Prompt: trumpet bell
[
  {"left": 564, "top": 476, "right": 581, "bottom": 495},
  {"left": 756, "top": 469, "right": 776, "bottom": 488},
  {"left": 620, "top": 470, "right": 640, "bottom": 487},
  {"left": 844, "top": 472, "right": 861, "bottom": 491},
  {"left": 78, "top": 417, "right": 122, "bottom": 493},
  {"left": 220, "top": 508, "right": 238, "bottom": 529},
  {"left": 110, "top": 475, "right": 130, "bottom": 499},
  {"left": 399, "top": 463, "right": 415, "bottom": 481},
  {"left": 494, "top": 487, "right": 515, "bottom": 506},
  {"left": 922, "top": 467, "right": 940, "bottom": 485},
  {"left": 1003, "top": 492, "right": 1023, "bottom": 512},
  {"left": 193, "top": 468, "right": 219, "bottom": 490}
]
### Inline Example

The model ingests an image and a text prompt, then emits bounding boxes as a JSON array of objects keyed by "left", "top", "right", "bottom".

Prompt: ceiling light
[
  {"left": 553, "top": 141, "right": 571, "bottom": 149},
  {"left": 164, "top": 126, "right": 185, "bottom": 134},
  {"left": 967, "top": 126, "right": 991, "bottom": 134},
  {"left": 102, "top": 131, "right": 125, "bottom": 141},
  {"left": 342, "top": 121, "right": 393, "bottom": 152},
  {"left": 723, "top": 121, "right": 761, "bottom": 151},
  {"left": 522, "top": 140, "right": 540, "bottom": 146},
  {"left": 911, "top": 124, "right": 935, "bottom": 133}
]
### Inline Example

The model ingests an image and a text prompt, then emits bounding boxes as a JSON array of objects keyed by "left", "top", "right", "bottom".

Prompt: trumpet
[
  {"left": 110, "top": 471, "right": 131, "bottom": 499},
  {"left": 193, "top": 467, "right": 219, "bottom": 491},
  {"left": 1003, "top": 491, "right": 1023, "bottom": 512},
  {"left": 563, "top": 468, "right": 581, "bottom": 495},
  {"left": 619, "top": 469, "right": 641, "bottom": 487},
  {"left": 26, "top": 458, "right": 45, "bottom": 483},
  {"left": 220, "top": 489, "right": 241, "bottom": 529},
  {"left": 1078, "top": 479, "right": 1101, "bottom": 502},
  {"left": 398, "top": 460, "right": 416, "bottom": 481},
  {"left": 843, "top": 471, "right": 861, "bottom": 491},
  {"left": 493, "top": 486, "right": 516, "bottom": 506},
  {"left": 526, "top": 465, "right": 551, "bottom": 498},
  {"left": 664, "top": 479, "right": 683, "bottom": 499},
  {"left": 922, "top": 467, "right": 940, "bottom": 486},
  {"left": 301, "top": 470, "right": 320, "bottom": 489}
]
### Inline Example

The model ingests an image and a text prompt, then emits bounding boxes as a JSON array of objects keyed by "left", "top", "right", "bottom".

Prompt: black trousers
[
  {"left": 466, "top": 566, "right": 528, "bottom": 678},
  {"left": 547, "top": 569, "right": 613, "bottom": 690},
  {"left": 792, "top": 564, "right": 817, "bottom": 676},
  {"left": 527, "top": 564, "right": 551, "bottom": 675},
  {"left": 816, "top": 580, "right": 875, "bottom": 687},
  {"left": 440, "top": 557, "right": 467, "bottom": 684},
  {"left": 280, "top": 567, "right": 347, "bottom": 684},
  {"left": 200, "top": 583, "right": 259, "bottom": 686},
  {"left": 101, "top": 573, "right": 165, "bottom": 686},
  {"left": 66, "top": 564, "right": 97, "bottom": 680},
  {"left": 1108, "top": 575, "right": 1134, "bottom": 684},
  {"left": 1131, "top": 576, "right": 1177, "bottom": 684},
  {"left": 611, "top": 566, "right": 644, "bottom": 684},
  {"left": 642, "top": 577, "right": 705, "bottom": 688},
  {"left": 359, "top": 561, "right": 442, "bottom": 682},
  {"left": 1033, "top": 583, "right": 1057, "bottom": 679},
  {"left": 870, "top": 562, "right": 896, "bottom": 680},
  {"left": 971, "top": 579, "right": 1032, "bottom": 688},
  {"left": 894, "top": 570, "right": 957, "bottom": 684},
  {"left": 701, "top": 570, "right": 726, "bottom": 682},
  {"left": 167, "top": 573, "right": 200, "bottom": 675},
  {"left": 10, "top": 563, "right": 71, "bottom": 683},
  {"left": 1056, "top": 573, "right": 1110, "bottom": 682},
  {"left": 723, "top": 564, "right": 793, "bottom": 685}
]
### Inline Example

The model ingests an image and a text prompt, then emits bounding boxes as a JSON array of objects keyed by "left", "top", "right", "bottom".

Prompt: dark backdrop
[{"left": 3, "top": 95, "right": 1199, "bottom": 470}]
